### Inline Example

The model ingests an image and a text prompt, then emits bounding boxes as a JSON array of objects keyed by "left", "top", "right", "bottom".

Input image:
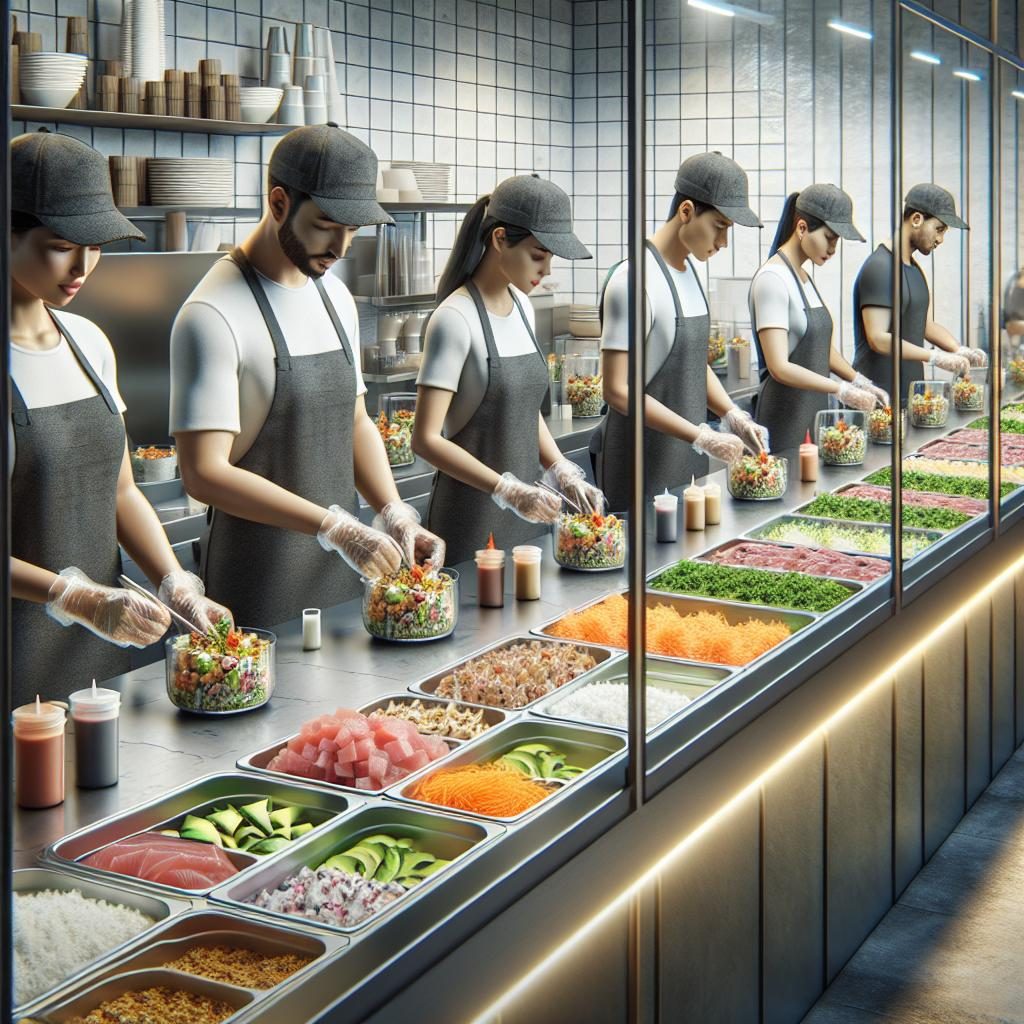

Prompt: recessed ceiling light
[
  {"left": 827, "top": 19, "right": 873, "bottom": 40},
  {"left": 910, "top": 50, "right": 942, "bottom": 65},
  {"left": 1012, "top": 89, "right": 1024, "bottom": 101},
  {"left": 953, "top": 69, "right": 983, "bottom": 82},
  {"left": 688, "top": 0, "right": 735, "bottom": 17}
]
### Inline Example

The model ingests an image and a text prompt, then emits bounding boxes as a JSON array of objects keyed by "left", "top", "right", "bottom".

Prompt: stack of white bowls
[
  {"left": 147, "top": 158, "right": 234, "bottom": 207},
  {"left": 239, "top": 87, "right": 283, "bottom": 123},
  {"left": 19, "top": 52, "right": 88, "bottom": 108}
]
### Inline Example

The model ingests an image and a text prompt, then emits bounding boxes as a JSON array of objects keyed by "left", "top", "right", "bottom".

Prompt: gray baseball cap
[
  {"left": 485, "top": 174, "right": 592, "bottom": 260},
  {"left": 796, "top": 183, "right": 865, "bottom": 242},
  {"left": 268, "top": 124, "right": 394, "bottom": 227},
  {"left": 905, "top": 182, "right": 969, "bottom": 230},
  {"left": 673, "top": 151, "right": 762, "bottom": 228},
  {"left": 11, "top": 130, "right": 145, "bottom": 245}
]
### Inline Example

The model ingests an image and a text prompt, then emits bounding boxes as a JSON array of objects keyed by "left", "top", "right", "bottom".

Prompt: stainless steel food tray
[
  {"left": 793, "top": 492, "right": 972, "bottom": 532},
  {"left": 24, "top": 968, "right": 255, "bottom": 1023},
  {"left": 530, "top": 590, "right": 815, "bottom": 670},
  {"left": 910, "top": 439, "right": 987, "bottom": 463},
  {"left": 743, "top": 513, "right": 944, "bottom": 559},
  {"left": 210, "top": 803, "right": 502, "bottom": 937},
  {"left": 12, "top": 867, "right": 192, "bottom": 1017},
  {"left": 645, "top": 557, "right": 864, "bottom": 617},
  {"left": 832, "top": 480, "right": 986, "bottom": 518},
  {"left": 43, "top": 772, "right": 360, "bottom": 898},
  {"left": 357, "top": 692, "right": 511, "bottom": 739},
  {"left": 408, "top": 633, "right": 617, "bottom": 712},
  {"left": 390, "top": 718, "right": 627, "bottom": 824}
]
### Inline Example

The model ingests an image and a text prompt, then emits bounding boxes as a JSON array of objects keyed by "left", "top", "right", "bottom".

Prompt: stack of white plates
[
  {"left": 19, "top": 52, "right": 88, "bottom": 108},
  {"left": 147, "top": 158, "right": 234, "bottom": 207},
  {"left": 568, "top": 304, "right": 601, "bottom": 338},
  {"left": 387, "top": 161, "right": 453, "bottom": 202}
]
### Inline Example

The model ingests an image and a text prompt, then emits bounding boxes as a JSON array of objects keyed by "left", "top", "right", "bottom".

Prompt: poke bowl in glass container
[
  {"left": 909, "top": 380, "right": 951, "bottom": 428},
  {"left": 130, "top": 444, "right": 177, "bottom": 482},
  {"left": 867, "top": 406, "right": 905, "bottom": 445},
  {"left": 377, "top": 393, "right": 417, "bottom": 467},
  {"left": 815, "top": 409, "right": 867, "bottom": 466},
  {"left": 952, "top": 377, "right": 984, "bottom": 412},
  {"left": 564, "top": 355, "right": 604, "bottom": 419},
  {"left": 727, "top": 453, "right": 788, "bottom": 500},
  {"left": 362, "top": 565, "right": 459, "bottom": 642},
  {"left": 553, "top": 510, "right": 626, "bottom": 571},
  {"left": 166, "top": 620, "right": 275, "bottom": 714}
]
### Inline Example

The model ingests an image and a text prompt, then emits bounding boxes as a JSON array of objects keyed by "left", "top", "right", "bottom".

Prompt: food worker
[
  {"left": 750, "top": 184, "right": 887, "bottom": 451},
  {"left": 595, "top": 152, "right": 769, "bottom": 511},
  {"left": 412, "top": 175, "right": 601, "bottom": 565},
  {"left": 9, "top": 130, "right": 232, "bottom": 706},
  {"left": 853, "top": 183, "right": 984, "bottom": 404},
  {"left": 170, "top": 125, "right": 444, "bottom": 627}
]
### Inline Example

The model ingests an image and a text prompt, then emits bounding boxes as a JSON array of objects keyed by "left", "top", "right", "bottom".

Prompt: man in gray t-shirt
[{"left": 853, "top": 183, "right": 982, "bottom": 404}]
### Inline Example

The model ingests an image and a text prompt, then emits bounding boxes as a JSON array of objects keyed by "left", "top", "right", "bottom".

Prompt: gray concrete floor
[{"left": 803, "top": 746, "right": 1024, "bottom": 1024}]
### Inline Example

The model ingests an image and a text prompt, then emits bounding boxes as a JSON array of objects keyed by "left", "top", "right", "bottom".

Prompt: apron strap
[
  {"left": 52, "top": 312, "right": 121, "bottom": 415},
  {"left": 645, "top": 241, "right": 685, "bottom": 323},
  {"left": 776, "top": 251, "right": 815, "bottom": 312},
  {"left": 227, "top": 248, "right": 292, "bottom": 371},
  {"left": 465, "top": 280, "right": 502, "bottom": 364},
  {"left": 313, "top": 278, "right": 354, "bottom": 365},
  {"left": 10, "top": 376, "right": 31, "bottom": 427},
  {"left": 507, "top": 289, "right": 547, "bottom": 371}
]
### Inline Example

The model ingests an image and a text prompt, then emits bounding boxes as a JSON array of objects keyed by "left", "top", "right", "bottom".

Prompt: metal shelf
[
  {"left": 381, "top": 202, "right": 472, "bottom": 214},
  {"left": 117, "top": 206, "right": 261, "bottom": 221},
  {"left": 354, "top": 293, "right": 436, "bottom": 308},
  {"left": 11, "top": 105, "right": 290, "bottom": 135},
  {"left": 362, "top": 370, "right": 420, "bottom": 384}
]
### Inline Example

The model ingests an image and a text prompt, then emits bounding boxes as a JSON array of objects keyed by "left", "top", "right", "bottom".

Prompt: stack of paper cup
[
  {"left": 127, "top": 0, "right": 163, "bottom": 83},
  {"left": 303, "top": 74, "right": 326, "bottom": 125},
  {"left": 314, "top": 27, "right": 344, "bottom": 125},
  {"left": 278, "top": 85, "right": 304, "bottom": 125}
]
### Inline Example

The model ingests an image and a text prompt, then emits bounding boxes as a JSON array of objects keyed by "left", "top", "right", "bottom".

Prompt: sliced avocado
[
  {"left": 269, "top": 805, "right": 301, "bottom": 829},
  {"left": 395, "top": 876, "right": 420, "bottom": 889},
  {"left": 322, "top": 853, "right": 362, "bottom": 874},
  {"left": 248, "top": 835, "right": 291, "bottom": 856},
  {"left": 233, "top": 824, "right": 264, "bottom": 844},
  {"left": 238, "top": 834, "right": 263, "bottom": 851},
  {"left": 239, "top": 798, "right": 274, "bottom": 836},
  {"left": 361, "top": 833, "right": 399, "bottom": 848},
  {"left": 498, "top": 752, "right": 539, "bottom": 777},
  {"left": 512, "top": 743, "right": 557, "bottom": 756},
  {"left": 400, "top": 850, "right": 438, "bottom": 876},
  {"left": 396, "top": 838, "right": 415, "bottom": 849},
  {"left": 207, "top": 806, "right": 244, "bottom": 836},
  {"left": 344, "top": 845, "right": 383, "bottom": 875},
  {"left": 156, "top": 829, "right": 180, "bottom": 838},
  {"left": 180, "top": 814, "right": 223, "bottom": 846},
  {"left": 291, "top": 822, "right": 314, "bottom": 838},
  {"left": 271, "top": 826, "right": 292, "bottom": 840},
  {"left": 375, "top": 845, "right": 403, "bottom": 883},
  {"left": 418, "top": 858, "right": 450, "bottom": 877},
  {"left": 220, "top": 833, "right": 238, "bottom": 849}
]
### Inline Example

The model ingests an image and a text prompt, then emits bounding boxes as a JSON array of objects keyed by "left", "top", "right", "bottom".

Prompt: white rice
[
  {"left": 547, "top": 681, "right": 691, "bottom": 730},
  {"left": 14, "top": 888, "right": 154, "bottom": 1005}
]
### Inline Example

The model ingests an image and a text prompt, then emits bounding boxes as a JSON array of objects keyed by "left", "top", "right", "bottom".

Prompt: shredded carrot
[
  {"left": 546, "top": 594, "right": 791, "bottom": 666},
  {"left": 409, "top": 763, "right": 552, "bottom": 817}
]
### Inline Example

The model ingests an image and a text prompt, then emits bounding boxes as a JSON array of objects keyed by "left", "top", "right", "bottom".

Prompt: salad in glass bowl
[
  {"left": 566, "top": 374, "right": 604, "bottom": 418},
  {"left": 816, "top": 411, "right": 867, "bottom": 466},
  {"left": 553, "top": 511, "right": 626, "bottom": 571},
  {"left": 727, "top": 452, "right": 788, "bottom": 500},
  {"left": 362, "top": 564, "right": 458, "bottom": 642},
  {"left": 868, "top": 406, "right": 905, "bottom": 445},
  {"left": 707, "top": 332, "right": 727, "bottom": 365},
  {"left": 166, "top": 619, "right": 275, "bottom": 714},
  {"left": 1009, "top": 358, "right": 1024, "bottom": 388},
  {"left": 376, "top": 410, "right": 415, "bottom": 467},
  {"left": 952, "top": 378, "right": 984, "bottom": 412},
  {"left": 910, "top": 382, "right": 950, "bottom": 428}
]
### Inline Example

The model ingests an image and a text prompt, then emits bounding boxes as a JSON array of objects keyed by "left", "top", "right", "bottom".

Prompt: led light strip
[{"left": 469, "top": 550, "right": 1024, "bottom": 1023}]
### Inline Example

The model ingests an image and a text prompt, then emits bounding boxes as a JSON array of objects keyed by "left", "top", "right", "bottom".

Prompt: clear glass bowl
[
  {"left": 867, "top": 407, "right": 906, "bottom": 445},
  {"left": 564, "top": 355, "right": 603, "bottom": 418},
  {"left": 909, "top": 380, "right": 951, "bottom": 428},
  {"left": 362, "top": 567, "right": 459, "bottom": 642},
  {"left": 166, "top": 627, "right": 275, "bottom": 714},
  {"left": 708, "top": 321, "right": 731, "bottom": 365},
  {"left": 377, "top": 392, "right": 417, "bottom": 467},
  {"left": 553, "top": 511, "right": 626, "bottom": 571},
  {"left": 727, "top": 453, "right": 788, "bottom": 500},
  {"left": 130, "top": 444, "right": 177, "bottom": 482},
  {"left": 951, "top": 378, "right": 984, "bottom": 412},
  {"left": 815, "top": 409, "right": 867, "bottom": 466}
]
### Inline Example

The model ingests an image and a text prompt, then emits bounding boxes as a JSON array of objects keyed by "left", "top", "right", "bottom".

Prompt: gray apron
[
  {"left": 202, "top": 249, "right": 360, "bottom": 628},
  {"left": 426, "top": 281, "right": 550, "bottom": 566},
  {"left": 596, "top": 242, "right": 710, "bottom": 511},
  {"left": 854, "top": 246, "right": 928, "bottom": 405},
  {"left": 11, "top": 315, "right": 130, "bottom": 706},
  {"left": 753, "top": 252, "right": 834, "bottom": 451}
]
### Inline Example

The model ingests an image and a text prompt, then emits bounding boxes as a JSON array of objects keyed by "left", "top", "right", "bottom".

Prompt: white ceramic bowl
[
  {"left": 21, "top": 86, "right": 81, "bottom": 108},
  {"left": 240, "top": 104, "right": 280, "bottom": 123}
]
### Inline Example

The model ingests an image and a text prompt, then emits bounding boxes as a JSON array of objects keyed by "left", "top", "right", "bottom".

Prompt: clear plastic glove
[
  {"left": 492, "top": 472, "right": 562, "bottom": 524},
  {"left": 722, "top": 408, "right": 769, "bottom": 453},
  {"left": 542, "top": 459, "right": 606, "bottom": 514},
  {"left": 692, "top": 423, "right": 745, "bottom": 464},
  {"left": 852, "top": 373, "right": 890, "bottom": 409},
  {"left": 46, "top": 566, "right": 171, "bottom": 648},
  {"left": 158, "top": 570, "right": 233, "bottom": 634},
  {"left": 836, "top": 380, "right": 877, "bottom": 412},
  {"left": 317, "top": 505, "right": 403, "bottom": 578},
  {"left": 957, "top": 345, "right": 988, "bottom": 368},
  {"left": 930, "top": 349, "right": 971, "bottom": 378},
  {"left": 372, "top": 501, "right": 446, "bottom": 568}
]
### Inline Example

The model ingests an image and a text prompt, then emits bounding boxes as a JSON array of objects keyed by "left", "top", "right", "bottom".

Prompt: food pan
[
  {"left": 23, "top": 968, "right": 254, "bottom": 1023},
  {"left": 210, "top": 803, "right": 501, "bottom": 936},
  {"left": 645, "top": 558, "right": 863, "bottom": 616},
  {"left": 743, "top": 513, "right": 943, "bottom": 560},
  {"left": 357, "top": 692, "right": 511, "bottom": 742},
  {"left": 12, "top": 867, "right": 191, "bottom": 1016},
  {"left": 44, "top": 772, "right": 359, "bottom": 898},
  {"left": 391, "top": 719, "right": 627, "bottom": 824},
  {"left": 408, "top": 633, "right": 616, "bottom": 711},
  {"left": 531, "top": 590, "right": 815, "bottom": 670}
]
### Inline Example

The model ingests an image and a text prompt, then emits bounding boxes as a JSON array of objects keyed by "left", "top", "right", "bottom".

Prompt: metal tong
[
  {"left": 535, "top": 478, "right": 582, "bottom": 514},
  {"left": 118, "top": 574, "right": 206, "bottom": 635}
]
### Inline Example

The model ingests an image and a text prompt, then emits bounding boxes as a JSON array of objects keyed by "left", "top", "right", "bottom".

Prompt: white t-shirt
[
  {"left": 749, "top": 261, "right": 824, "bottom": 352},
  {"left": 9, "top": 310, "right": 127, "bottom": 475},
  {"left": 416, "top": 285, "right": 539, "bottom": 438},
  {"left": 169, "top": 259, "right": 366, "bottom": 463}
]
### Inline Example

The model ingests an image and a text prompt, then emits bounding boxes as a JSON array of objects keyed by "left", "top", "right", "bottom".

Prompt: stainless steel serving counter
[{"left": 13, "top": 403, "right": 998, "bottom": 1023}]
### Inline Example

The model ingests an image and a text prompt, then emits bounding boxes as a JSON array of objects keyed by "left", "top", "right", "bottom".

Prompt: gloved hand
[
  {"left": 930, "top": 349, "right": 971, "bottom": 378},
  {"left": 158, "top": 570, "right": 233, "bottom": 634},
  {"left": 542, "top": 458, "right": 605, "bottom": 514},
  {"left": 373, "top": 501, "right": 446, "bottom": 568},
  {"left": 852, "top": 372, "right": 890, "bottom": 409},
  {"left": 957, "top": 345, "right": 988, "bottom": 368},
  {"left": 836, "top": 381, "right": 877, "bottom": 412},
  {"left": 317, "top": 505, "right": 403, "bottom": 578},
  {"left": 692, "top": 423, "right": 745, "bottom": 464},
  {"left": 722, "top": 407, "right": 769, "bottom": 453},
  {"left": 46, "top": 566, "right": 171, "bottom": 647},
  {"left": 492, "top": 472, "right": 562, "bottom": 524}
]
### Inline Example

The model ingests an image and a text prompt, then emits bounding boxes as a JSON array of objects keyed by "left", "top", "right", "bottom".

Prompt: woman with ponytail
[
  {"left": 412, "top": 175, "right": 599, "bottom": 564},
  {"left": 750, "top": 184, "right": 886, "bottom": 450}
]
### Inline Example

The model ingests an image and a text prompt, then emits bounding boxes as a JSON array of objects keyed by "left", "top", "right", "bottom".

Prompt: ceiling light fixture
[
  {"left": 1011, "top": 89, "right": 1024, "bottom": 100},
  {"left": 910, "top": 50, "right": 942, "bottom": 65},
  {"left": 953, "top": 69, "right": 983, "bottom": 82},
  {"left": 827, "top": 19, "right": 873, "bottom": 40},
  {"left": 688, "top": 0, "right": 735, "bottom": 17}
]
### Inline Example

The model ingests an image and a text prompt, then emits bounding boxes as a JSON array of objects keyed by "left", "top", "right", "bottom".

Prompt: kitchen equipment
[{"left": 166, "top": 627, "right": 277, "bottom": 714}]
